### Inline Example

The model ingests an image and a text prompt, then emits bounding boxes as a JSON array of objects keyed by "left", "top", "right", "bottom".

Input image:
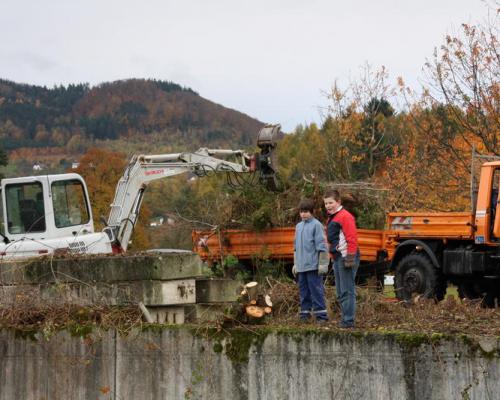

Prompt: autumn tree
[
  {"left": 323, "top": 65, "right": 401, "bottom": 181},
  {"left": 276, "top": 124, "right": 329, "bottom": 182},
  {"left": 424, "top": 11, "right": 499, "bottom": 155}
]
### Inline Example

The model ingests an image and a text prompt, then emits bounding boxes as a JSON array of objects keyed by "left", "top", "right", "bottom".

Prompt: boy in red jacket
[{"left": 324, "top": 189, "right": 360, "bottom": 328}]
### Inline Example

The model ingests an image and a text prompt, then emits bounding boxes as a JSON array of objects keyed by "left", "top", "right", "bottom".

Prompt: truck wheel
[{"left": 394, "top": 253, "right": 442, "bottom": 301}]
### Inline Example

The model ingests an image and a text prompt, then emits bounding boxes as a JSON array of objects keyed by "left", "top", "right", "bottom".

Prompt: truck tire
[{"left": 394, "top": 253, "right": 444, "bottom": 301}]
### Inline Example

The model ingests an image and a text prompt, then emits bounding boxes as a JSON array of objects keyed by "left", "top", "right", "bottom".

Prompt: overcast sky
[{"left": 0, "top": 0, "right": 492, "bottom": 132}]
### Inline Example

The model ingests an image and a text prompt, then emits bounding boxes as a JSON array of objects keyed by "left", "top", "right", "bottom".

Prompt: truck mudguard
[{"left": 391, "top": 239, "right": 441, "bottom": 271}]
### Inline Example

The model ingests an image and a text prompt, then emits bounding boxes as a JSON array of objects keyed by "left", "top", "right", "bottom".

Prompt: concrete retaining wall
[{"left": 1, "top": 327, "right": 498, "bottom": 400}]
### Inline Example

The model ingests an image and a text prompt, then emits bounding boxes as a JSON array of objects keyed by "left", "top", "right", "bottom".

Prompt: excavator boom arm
[{"left": 106, "top": 148, "right": 254, "bottom": 252}]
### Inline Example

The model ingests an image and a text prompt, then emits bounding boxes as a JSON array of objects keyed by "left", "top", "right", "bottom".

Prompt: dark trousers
[
  {"left": 333, "top": 252, "right": 360, "bottom": 326},
  {"left": 297, "top": 270, "right": 328, "bottom": 321}
]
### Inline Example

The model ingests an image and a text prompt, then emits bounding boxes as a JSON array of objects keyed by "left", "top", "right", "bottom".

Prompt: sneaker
[{"left": 339, "top": 322, "right": 354, "bottom": 329}]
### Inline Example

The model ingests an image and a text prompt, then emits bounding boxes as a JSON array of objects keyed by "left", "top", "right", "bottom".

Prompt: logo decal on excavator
[
  {"left": 68, "top": 241, "right": 88, "bottom": 253},
  {"left": 145, "top": 169, "right": 164, "bottom": 176}
]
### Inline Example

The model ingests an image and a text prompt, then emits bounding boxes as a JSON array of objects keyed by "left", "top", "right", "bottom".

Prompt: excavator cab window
[
  {"left": 52, "top": 179, "right": 90, "bottom": 228},
  {"left": 5, "top": 182, "right": 46, "bottom": 234}
]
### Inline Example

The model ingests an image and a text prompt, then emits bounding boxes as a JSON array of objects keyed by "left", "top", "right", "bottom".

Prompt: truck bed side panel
[
  {"left": 193, "top": 227, "right": 389, "bottom": 263},
  {"left": 387, "top": 212, "right": 474, "bottom": 240}
]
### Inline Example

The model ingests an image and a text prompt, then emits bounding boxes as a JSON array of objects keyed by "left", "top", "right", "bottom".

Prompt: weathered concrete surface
[
  {"left": 0, "top": 252, "right": 204, "bottom": 284},
  {"left": 0, "top": 278, "right": 240, "bottom": 307},
  {"left": 184, "top": 303, "right": 232, "bottom": 322},
  {"left": 145, "top": 303, "right": 234, "bottom": 324},
  {"left": 1, "top": 328, "right": 498, "bottom": 400},
  {"left": 0, "top": 279, "right": 196, "bottom": 306},
  {"left": 196, "top": 279, "right": 241, "bottom": 303},
  {"left": 146, "top": 306, "right": 187, "bottom": 324},
  {"left": 0, "top": 330, "right": 115, "bottom": 400}
]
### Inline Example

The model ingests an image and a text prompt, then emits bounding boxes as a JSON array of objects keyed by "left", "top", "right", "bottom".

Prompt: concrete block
[
  {"left": 146, "top": 306, "right": 185, "bottom": 324},
  {"left": 1, "top": 278, "right": 241, "bottom": 308},
  {"left": 195, "top": 279, "right": 241, "bottom": 303},
  {"left": 0, "top": 279, "right": 197, "bottom": 307},
  {"left": 0, "top": 252, "right": 205, "bottom": 284},
  {"left": 184, "top": 303, "right": 231, "bottom": 323}
]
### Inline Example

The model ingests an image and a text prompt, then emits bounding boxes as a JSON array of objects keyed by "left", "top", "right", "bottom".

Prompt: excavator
[{"left": 0, "top": 125, "right": 280, "bottom": 260}]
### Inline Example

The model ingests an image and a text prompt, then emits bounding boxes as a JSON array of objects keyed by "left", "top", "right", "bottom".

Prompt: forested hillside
[{"left": 0, "top": 78, "right": 264, "bottom": 151}]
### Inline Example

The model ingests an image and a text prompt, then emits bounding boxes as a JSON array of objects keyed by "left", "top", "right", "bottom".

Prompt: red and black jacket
[{"left": 326, "top": 206, "right": 359, "bottom": 258}]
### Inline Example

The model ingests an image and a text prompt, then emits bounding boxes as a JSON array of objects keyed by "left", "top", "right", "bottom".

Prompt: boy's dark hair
[
  {"left": 298, "top": 198, "right": 315, "bottom": 213},
  {"left": 323, "top": 188, "right": 341, "bottom": 202}
]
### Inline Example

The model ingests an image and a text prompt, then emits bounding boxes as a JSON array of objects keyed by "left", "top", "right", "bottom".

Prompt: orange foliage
[{"left": 376, "top": 109, "right": 486, "bottom": 212}]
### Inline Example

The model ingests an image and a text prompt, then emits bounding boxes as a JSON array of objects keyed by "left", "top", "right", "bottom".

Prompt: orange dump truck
[
  {"left": 386, "top": 161, "right": 499, "bottom": 305},
  {"left": 192, "top": 227, "right": 395, "bottom": 285},
  {"left": 193, "top": 161, "right": 500, "bottom": 304}
]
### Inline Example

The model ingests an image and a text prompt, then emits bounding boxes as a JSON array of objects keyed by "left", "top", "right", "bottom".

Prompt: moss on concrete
[
  {"left": 212, "top": 342, "right": 223, "bottom": 353},
  {"left": 13, "top": 328, "right": 38, "bottom": 342},
  {"left": 459, "top": 334, "right": 500, "bottom": 360},
  {"left": 68, "top": 323, "right": 94, "bottom": 338},
  {"left": 5, "top": 320, "right": 499, "bottom": 363}
]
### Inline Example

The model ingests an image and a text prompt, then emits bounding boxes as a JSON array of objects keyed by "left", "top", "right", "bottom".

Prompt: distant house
[
  {"left": 32, "top": 162, "right": 43, "bottom": 171},
  {"left": 150, "top": 216, "right": 165, "bottom": 227},
  {"left": 71, "top": 162, "right": 80, "bottom": 169}
]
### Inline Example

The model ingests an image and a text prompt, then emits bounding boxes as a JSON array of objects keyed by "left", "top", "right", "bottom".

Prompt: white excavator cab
[
  {"left": 0, "top": 174, "right": 113, "bottom": 260},
  {"left": 0, "top": 173, "right": 94, "bottom": 241}
]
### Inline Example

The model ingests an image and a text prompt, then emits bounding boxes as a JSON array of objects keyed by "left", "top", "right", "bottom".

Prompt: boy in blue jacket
[{"left": 293, "top": 199, "right": 329, "bottom": 323}]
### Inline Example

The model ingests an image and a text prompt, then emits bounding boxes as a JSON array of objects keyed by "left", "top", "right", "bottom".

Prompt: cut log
[
  {"left": 249, "top": 299, "right": 257, "bottom": 305},
  {"left": 264, "top": 307, "right": 272, "bottom": 314},
  {"left": 244, "top": 281, "right": 258, "bottom": 301},
  {"left": 245, "top": 305, "right": 265, "bottom": 318},
  {"left": 264, "top": 294, "right": 273, "bottom": 307}
]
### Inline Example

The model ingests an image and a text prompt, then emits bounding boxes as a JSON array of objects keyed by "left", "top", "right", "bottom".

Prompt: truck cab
[
  {"left": 390, "top": 161, "right": 500, "bottom": 306},
  {"left": 474, "top": 161, "right": 500, "bottom": 244}
]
